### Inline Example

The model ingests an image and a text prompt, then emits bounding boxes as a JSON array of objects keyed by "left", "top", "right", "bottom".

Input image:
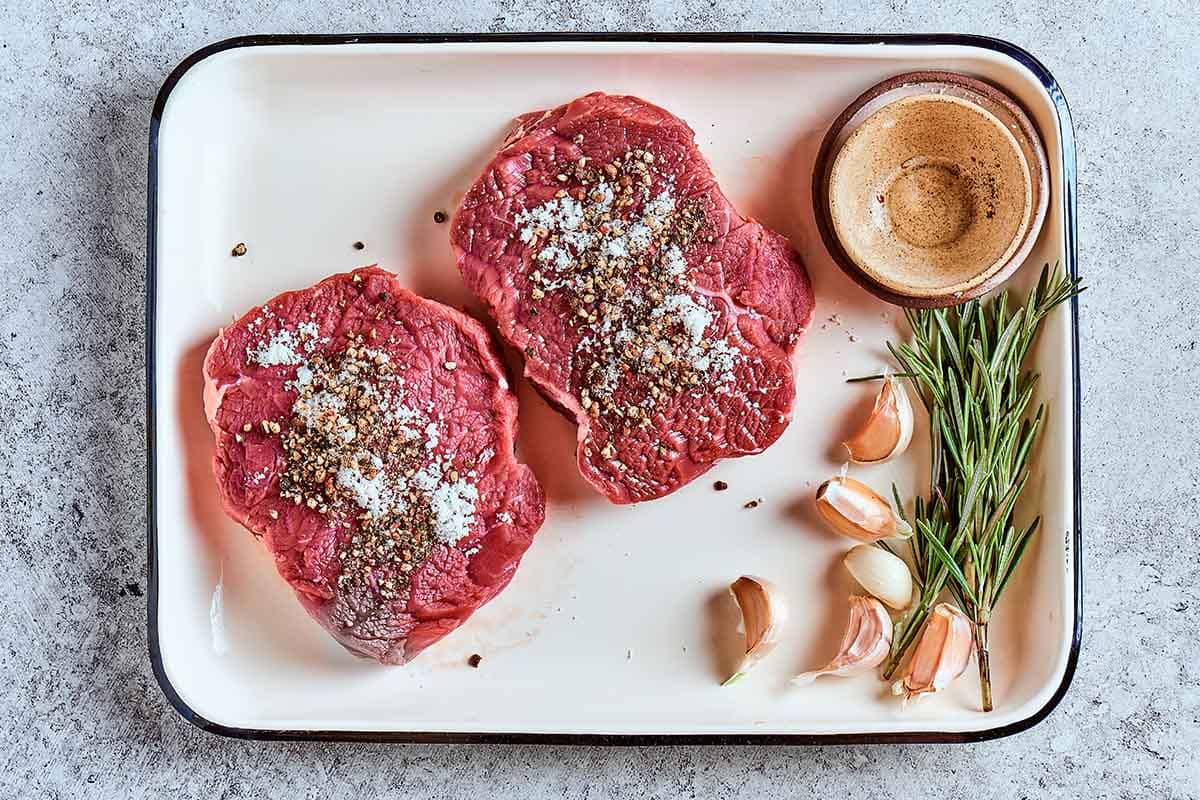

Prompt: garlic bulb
[
  {"left": 723, "top": 576, "right": 788, "bottom": 686},
  {"left": 793, "top": 595, "right": 892, "bottom": 686},
  {"left": 843, "top": 544, "right": 914, "bottom": 610},
  {"left": 893, "top": 602, "right": 974, "bottom": 703},
  {"left": 815, "top": 475, "right": 913, "bottom": 542},
  {"left": 843, "top": 374, "right": 914, "bottom": 463}
]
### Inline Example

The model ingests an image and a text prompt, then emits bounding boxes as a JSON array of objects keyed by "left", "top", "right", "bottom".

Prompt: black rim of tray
[{"left": 146, "top": 31, "right": 1083, "bottom": 745}]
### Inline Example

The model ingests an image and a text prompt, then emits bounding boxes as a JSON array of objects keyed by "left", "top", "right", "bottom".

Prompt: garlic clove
[
  {"left": 843, "top": 544, "right": 914, "bottom": 610},
  {"left": 723, "top": 576, "right": 788, "bottom": 686},
  {"left": 792, "top": 595, "right": 893, "bottom": 686},
  {"left": 843, "top": 374, "right": 914, "bottom": 464},
  {"left": 815, "top": 475, "right": 913, "bottom": 543},
  {"left": 893, "top": 602, "right": 974, "bottom": 703}
]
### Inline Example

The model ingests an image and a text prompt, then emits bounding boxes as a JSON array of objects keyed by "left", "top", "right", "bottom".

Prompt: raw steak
[
  {"left": 202, "top": 266, "right": 545, "bottom": 664},
  {"left": 451, "top": 92, "right": 815, "bottom": 503}
]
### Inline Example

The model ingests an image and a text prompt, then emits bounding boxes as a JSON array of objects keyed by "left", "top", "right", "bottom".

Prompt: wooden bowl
[{"left": 812, "top": 71, "right": 1049, "bottom": 308}]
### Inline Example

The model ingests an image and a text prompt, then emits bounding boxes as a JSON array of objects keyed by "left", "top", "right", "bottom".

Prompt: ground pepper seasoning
[{"left": 516, "top": 144, "right": 743, "bottom": 437}]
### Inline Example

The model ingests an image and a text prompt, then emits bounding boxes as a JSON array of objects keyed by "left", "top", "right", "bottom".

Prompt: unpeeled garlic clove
[
  {"left": 792, "top": 595, "right": 892, "bottom": 686},
  {"left": 723, "top": 576, "right": 788, "bottom": 686},
  {"left": 815, "top": 475, "right": 913, "bottom": 543},
  {"left": 893, "top": 602, "right": 974, "bottom": 703},
  {"left": 843, "top": 374, "right": 914, "bottom": 464},
  {"left": 843, "top": 544, "right": 914, "bottom": 610}
]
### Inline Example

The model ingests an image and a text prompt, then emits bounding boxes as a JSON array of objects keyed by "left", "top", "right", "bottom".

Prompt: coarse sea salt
[
  {"left": 538, "top": 245, "right": 573, "bottom": 271},
  {"left": 248, "top": 321, "right": 328, "bottom": 366},
  {"left": 287, "top": 365, "right": 314, "bottom": 392},
  {"left": 411, "top": 460, "right": 442, "bottom": 493},
  {"left": 296, "top": 322, "right": 324, "bottom": 352},
  {"left": 655, "top": 293, "right": 713, "bottom": 345},
  {"left": 407, "top": 459, "right": 480, "bottom": 545},
  {"left": 627, "top": 222, "right": 653, "bottom": 253},
  {"left": 605, "top": 237, "right": 630, "bottom": 258},
  {"left": 562, "top": 228, "right": 596, "bottom": 254},
  {"left": 661, "top": 244, "right": 688, "bottom": 277},
  {"left": 361, "top": 347, "right": 390, "bottom": 363},
  {"left": 430, "top": 479, "right": 480, "bottom": 545},
  {"left": 516, "top": 196, "right": 585, "bottom": 244},
  {"left": 295, "top": 390, "right": 347, "bottom": 428},
  {"left": 644, "top": 190, "right": 676, "bottom": 221},
  {"left": 697, "top": 338, "right": 738, "bottom": 382},
  {"left": 377, "top": 393, "right": 422, "bottom": 439},
  {"left": 247, "top": 327, "right": 304, "bottom": 367},
  {"left": 424, "top": 421, "right": 441, "bottom": 450},
  {"left": 336, "top": 460, "right": 400, "bottom": 519}
]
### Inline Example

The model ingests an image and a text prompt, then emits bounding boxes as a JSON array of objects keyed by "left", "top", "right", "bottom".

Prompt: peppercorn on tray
[{"left": 148, "top": 34, "right": 1080, "bottom": 743}]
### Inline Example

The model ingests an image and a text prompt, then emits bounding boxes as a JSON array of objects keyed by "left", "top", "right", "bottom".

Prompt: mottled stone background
[{"left": 1, "top": 1, "right": 1196, "bottom": 797}]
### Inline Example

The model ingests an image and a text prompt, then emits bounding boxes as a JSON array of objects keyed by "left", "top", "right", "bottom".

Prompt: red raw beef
[
  {"left": 203, "top": 267, "right": 545, "bottom": 664},
  {"left": 451, "top": 92, "right": 815, "bottom": 503}
]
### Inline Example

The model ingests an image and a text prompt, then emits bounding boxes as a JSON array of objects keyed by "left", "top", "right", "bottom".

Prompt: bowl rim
[{"left": 812, "top": 69, "right": 1051, "bottom": 309}]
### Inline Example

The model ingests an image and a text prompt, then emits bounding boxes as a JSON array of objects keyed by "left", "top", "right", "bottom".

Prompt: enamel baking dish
[{"left": 147, "top": 33, "right": 1080, "bottom": 743}]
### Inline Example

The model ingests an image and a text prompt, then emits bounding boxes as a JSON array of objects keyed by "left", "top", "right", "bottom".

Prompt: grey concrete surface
[{"left": 1, "top": 1, "right": 1197, "bottom": 798}]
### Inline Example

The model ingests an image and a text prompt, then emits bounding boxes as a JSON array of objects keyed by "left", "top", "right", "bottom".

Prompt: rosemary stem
[
  {"left": 845, "top": 372, "right": 916, "bottom": 384},
  {"left": 975, "top": 621, "right": 993, "bottom": 712},
  {"left": 882, "top": 642, "right": 906, "bottom": 681},
  {"left": 883, "top": 599, "right": 932, "bottom": 679}
]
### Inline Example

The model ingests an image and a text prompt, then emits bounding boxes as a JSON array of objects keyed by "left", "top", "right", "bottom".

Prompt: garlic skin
[
  {"left": 843, "top": 544, "right": 914, "bottom": 610},
  {"left": 893, "top": 602, "right": 974, "bottom": 703},
  {"left": 843, "top": 374, "right": 914, "bottom": 464},
  {"left": 815, "top": 475, "right": 913, "bottom": 543},
  {"left": 792, "top": 595, "right": 893, "bottom": 686},
  {"left": 723, "top": 576, "right": 788, "bottom": 686}
]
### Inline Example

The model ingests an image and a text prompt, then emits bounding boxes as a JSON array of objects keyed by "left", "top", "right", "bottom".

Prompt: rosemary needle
[{"left": 879, "top": 263, "right": 1083, "bottom": 712}]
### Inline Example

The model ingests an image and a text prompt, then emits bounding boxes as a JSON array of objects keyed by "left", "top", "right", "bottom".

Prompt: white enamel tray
[{"left": 148, "top": 34, "right": 1080, "bottom": 743}]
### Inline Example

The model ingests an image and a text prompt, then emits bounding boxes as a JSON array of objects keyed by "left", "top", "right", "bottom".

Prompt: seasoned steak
[
  {"left": 451, "top": 92, "right": 815, "bottom": 503},
  {"left": 202, "top": 267, "right": 545, "bottom": 664}
]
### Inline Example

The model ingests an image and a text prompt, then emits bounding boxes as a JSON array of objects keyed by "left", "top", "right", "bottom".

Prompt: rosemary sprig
[{"left": 876, "top": 264, "right": 1082, "bottom": 711}]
